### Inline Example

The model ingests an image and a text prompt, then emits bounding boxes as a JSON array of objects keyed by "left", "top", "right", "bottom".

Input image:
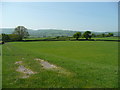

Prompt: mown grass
[
  {"left": 25, "top": 36, "right": 118, "bottom": 41},
  {"left": 92, "top": 37, "right": 118, "bottom": 40},
  {"left": 0, "top": 45, "right": 2, "bottom": 89},
  {"left": 2, "top": 41, "right": 118, "bottom": 88}
]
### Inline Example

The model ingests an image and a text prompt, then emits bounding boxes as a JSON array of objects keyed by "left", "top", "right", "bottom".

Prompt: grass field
[
  {"left": 92, "top": 37, "right": 119, "bottom": 40},
  {"left": 2, "top": 41, "right": 118, "bottom": 88},
  {"left": 25, "top": 37, "right": 119, "bottom": 41},
  {"left": 0, "top": 45, "right": 2, "bottom": 89}
]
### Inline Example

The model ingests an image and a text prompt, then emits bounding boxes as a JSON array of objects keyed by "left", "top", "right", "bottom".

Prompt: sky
[{"left": 0, "top": 2, "right": 118, "bottom": 32}]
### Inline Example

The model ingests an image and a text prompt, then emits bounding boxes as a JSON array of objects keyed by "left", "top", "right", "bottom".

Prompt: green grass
[
  {"left": 0, "top": 45, "right": 2, "bottom": 89},
  {"left": 2, "top": 41, "right": 118, "bottom": 88},
  {"left": 92, "top": 37, "right": 118, "bottom": 40},
  {"left": 23, "top": 37, "right": 48, "bottom": 40},
  {"left": 25, "top": 36, "right": 119, "bottom": 41}
]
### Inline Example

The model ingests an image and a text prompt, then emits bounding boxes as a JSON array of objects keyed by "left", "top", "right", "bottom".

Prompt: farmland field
[
  {"left": 0, "top": 45, "right": 2, "bottom": 89},
  {"left": 2, "top": 41, "right": 118, "bottom": 88},
  {"left": 25, "top": 36, "right": 118, "bottom": 41}
]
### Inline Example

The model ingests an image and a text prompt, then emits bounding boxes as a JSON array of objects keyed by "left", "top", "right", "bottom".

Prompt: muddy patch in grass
[
  {"left": 15, "top": 61, "right": 36, "bottom": 78},
  {"left": 34, "top": 58, "right": 72, "bottom": 76}
]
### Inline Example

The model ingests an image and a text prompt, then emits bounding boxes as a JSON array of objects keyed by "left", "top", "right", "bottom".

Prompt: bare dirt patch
[
  {"left": 34, "top": 58, "right": 72, "bottom": 76},
  {"left": 15, "top": 61, "right": 36, "bottom": 78},
  {"left": 15, "top": 61, "right": 23, "bottom": 65},
  {"left": 35, "top": 58, "right": 57, "bottom": 69}
]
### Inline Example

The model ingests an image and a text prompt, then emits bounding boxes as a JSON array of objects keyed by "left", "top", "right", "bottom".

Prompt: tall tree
[
  {"left": 13, "top": 26, "right": 29, "bottom": 40},
  {"left": 83, "top": 31, "right": 92, "bottom": 40},
  {"left": 73, "top": 32, "right": 81, "bottom": 40}
]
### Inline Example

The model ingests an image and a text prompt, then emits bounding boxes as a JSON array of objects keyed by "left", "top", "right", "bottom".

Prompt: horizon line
[{"left": 0, "top": 27, "right": 117, "bottom": 32}]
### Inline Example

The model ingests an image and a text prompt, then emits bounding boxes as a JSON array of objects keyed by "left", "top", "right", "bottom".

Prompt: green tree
[
  {"left": 83, "top": 31, "right": 92, "bottom": 40},
  {"left": 73, "top": 32, "right": 81, "bottom": 40},
  {"left": 92, "top": 33, "right": 96, "bottom": 37},
  {"left": 2, "top": 33, "right": 10, "bottom": 42},
  {"left": 8, "top": 34, "right": 21, "bottom": 41},
  {"left": 13, "top": 26, "right": 29, "bottom": 40},
  {"left": 101, "top": 33, "right": 105, "bottom": 37},
  {"left": 108, "top": 33, "right": 113, "bottom": 37}
]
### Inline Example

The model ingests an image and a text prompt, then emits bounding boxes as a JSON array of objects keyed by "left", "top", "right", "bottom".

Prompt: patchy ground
[
  {"left": 34, "top": 58, "right": 57, "bottom": 69},
  {"left": 34, "top": 58, "right": 72, "bottom": 76},
  {"left": 15, "top": 61, "right": 36, "bottom": 78},
  {"left": 15, "top": 58, "right": 72, "bottom": 79}
]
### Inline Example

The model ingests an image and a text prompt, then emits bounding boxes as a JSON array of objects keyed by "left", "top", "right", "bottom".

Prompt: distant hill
[
  {"left": 1, "top": 28, "right": 78, "bottom": 37},
  {"left": 28, "top": 29, "right": 79, "bottom": 37},
  {"left": 0, "top": 28, "right": 119, "bottom": 37},
  {"left": 0, "top": 28, "right": 14, "bottom": 34}
]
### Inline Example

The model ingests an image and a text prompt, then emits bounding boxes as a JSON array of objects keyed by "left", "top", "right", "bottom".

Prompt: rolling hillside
[{"left": 1, "top": 28, "right": 119, "bottom": 37}]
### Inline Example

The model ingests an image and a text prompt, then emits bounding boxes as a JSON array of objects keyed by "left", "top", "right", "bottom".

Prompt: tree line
[
  {"left": 2, "top": 26, "right": 114, "bottom": 42},
  {"left": 73, "top": 31, "right": 114, "bottom": 40}
]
